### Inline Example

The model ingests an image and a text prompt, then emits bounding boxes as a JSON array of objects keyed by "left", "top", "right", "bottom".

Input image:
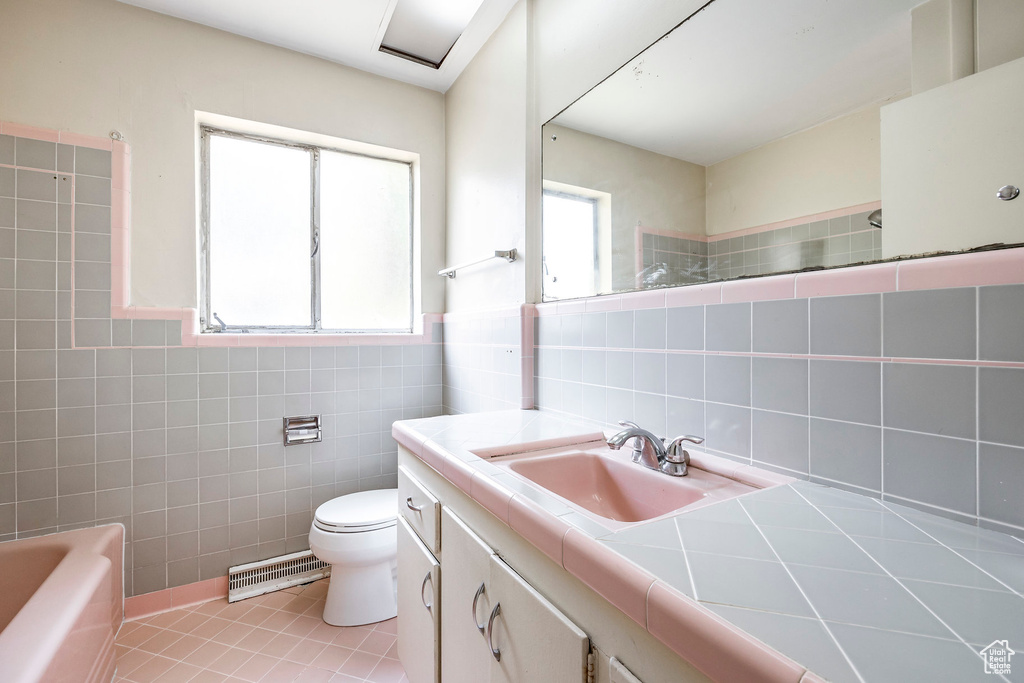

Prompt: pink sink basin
[{"left": 495, "top": 442, "right": 757, "bottom": 524}]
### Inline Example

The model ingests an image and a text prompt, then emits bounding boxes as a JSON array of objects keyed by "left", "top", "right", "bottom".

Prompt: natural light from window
[{"left": 202, "top": 128, "right": 414, "bottom": 333}]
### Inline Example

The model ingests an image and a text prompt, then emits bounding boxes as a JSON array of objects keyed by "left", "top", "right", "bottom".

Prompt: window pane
[
  {"left": 208, "top": 134, "right": 311, "bottom": 327},
  {"left": 543, "top": 192, "right": 597, "bottom": 300},
  {"left": 320, "top": 151, "right": 412, "bottom": 331}
]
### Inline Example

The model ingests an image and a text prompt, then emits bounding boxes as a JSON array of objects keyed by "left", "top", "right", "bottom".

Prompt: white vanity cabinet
[
  {"left": 398, "top": 517, "right": 440, "bottom": 683},
  {"left": 398, "top": 469, "right": 591, "bottom": 683},
  {"left": 440, "top": 508, "right": 495, "bottom": 683},
  {"left": 440, "top": 508, "right": 590, "bottom": 683},
  {"left": 486, "top": 550, "right": 590, "bottom": 683}
]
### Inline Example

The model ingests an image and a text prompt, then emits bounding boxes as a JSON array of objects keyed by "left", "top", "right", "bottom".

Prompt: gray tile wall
[
  {"left": 0, "top": 133, "right": 443, "bottom": 596},
  {"left": 442, "top": 314, "right": 525, "bottom": 414},
  {"left": 634, "top": 212, "right": 882, "bottom": 289},
  {"left": 534, "top": 285, "right": 1024, "bottom": 538},
  {"left": 709, "top": 211, "right": 882, "bottom": 280}
]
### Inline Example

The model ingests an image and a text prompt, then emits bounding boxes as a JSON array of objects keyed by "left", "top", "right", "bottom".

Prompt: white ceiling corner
[{"left": 114, "top": 0, "right": 519, "bottom": 92}]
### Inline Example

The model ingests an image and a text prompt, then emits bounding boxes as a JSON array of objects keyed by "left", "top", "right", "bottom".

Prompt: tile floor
[{"left": 113, "top": 580, "right": 407, "bottom": 683}]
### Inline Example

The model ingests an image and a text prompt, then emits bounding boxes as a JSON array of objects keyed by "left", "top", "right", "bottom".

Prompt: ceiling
[
  {"left": 552, "top": 0, "right": 922, "bottom": 167},
  {"left": 115, "top": 0, "right": 518, "bottom": 92}
]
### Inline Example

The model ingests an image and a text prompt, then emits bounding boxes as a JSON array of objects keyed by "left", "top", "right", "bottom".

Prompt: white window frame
[{"left": 199, "top": 126, "right": 415, "bottom": 334}]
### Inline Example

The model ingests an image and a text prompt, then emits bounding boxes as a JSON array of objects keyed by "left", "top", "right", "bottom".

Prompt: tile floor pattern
[{"left": 113, "top": 580, "right": 407, "bottom": 683}]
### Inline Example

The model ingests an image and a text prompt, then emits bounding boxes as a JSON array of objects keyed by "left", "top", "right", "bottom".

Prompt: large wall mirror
[{"left": 541, "top": 0, "right": 1024, "bottom": 301}]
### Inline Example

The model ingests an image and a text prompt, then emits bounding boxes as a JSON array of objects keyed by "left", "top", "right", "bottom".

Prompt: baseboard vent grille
[{"left": 228, "top": 550, "right": 330, "bottom": 603}]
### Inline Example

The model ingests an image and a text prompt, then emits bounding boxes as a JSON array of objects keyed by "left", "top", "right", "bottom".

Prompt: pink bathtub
[{"left": 0, "top": 525, "right": 124, "bottom": 683}]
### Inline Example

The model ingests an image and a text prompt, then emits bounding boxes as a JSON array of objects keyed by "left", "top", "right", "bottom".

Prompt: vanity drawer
[{"left": 399, "top": 465, "right": 440, "bottom": 554}]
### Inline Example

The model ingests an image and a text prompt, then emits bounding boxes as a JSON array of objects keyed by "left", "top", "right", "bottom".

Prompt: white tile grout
[
  {"left": 734, "top": 494, "right": 867, "bottom": 683},
  {"left": 789, "top": 485, "right": 1016, "bottom": 683}
]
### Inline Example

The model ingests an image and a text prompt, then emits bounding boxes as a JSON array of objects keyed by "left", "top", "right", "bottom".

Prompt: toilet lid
[{"left": 314, "top": 489, "right": 397, "bottom": 533}]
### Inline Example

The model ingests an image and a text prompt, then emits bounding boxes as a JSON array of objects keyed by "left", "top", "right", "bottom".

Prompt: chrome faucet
[
  {"left": 607, "top": 421, "right": 666, "bottom": 472},
  {"left": 607, "top": 421, "right": 704, "bottom": 477}
]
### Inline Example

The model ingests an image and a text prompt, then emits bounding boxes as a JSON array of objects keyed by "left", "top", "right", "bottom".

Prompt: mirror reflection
[{"left": 541, "top": 0, "right": 1024, "bottom": 300}]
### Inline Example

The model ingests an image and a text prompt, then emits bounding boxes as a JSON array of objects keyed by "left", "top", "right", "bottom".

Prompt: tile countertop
[{"left": 392, "top": 410, "right": 1024, "bottom": 683}]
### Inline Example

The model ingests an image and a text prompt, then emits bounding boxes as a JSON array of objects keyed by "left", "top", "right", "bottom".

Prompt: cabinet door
[
  {"left": 397, "top": 517, "right": 439, "bottom": 683},
  {"left": 399, "top": 465, "right": 441, "bottom": 554},
  {"left": 487, "top": 555, "right": 589, "bottom": 683},
  {"left": 440, "top": 508, "right": 496, "bottom": 683}
]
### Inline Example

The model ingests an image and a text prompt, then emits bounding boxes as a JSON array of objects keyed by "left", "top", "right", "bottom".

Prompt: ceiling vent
[{"left": 379, "top": 0, "right": 485, "bottom": 69}]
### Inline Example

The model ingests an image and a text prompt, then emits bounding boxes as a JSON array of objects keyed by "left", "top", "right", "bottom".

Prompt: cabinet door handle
[
  {"left": 406, "top": 496, "right": 424, "bottom": 512},
  {"left": 486, "top": 602, "right": 502, "bottom": 661},
  {"left": 420, "top": 571, "right": 434, "bottom": 614},
  {"left": 471, "top": 582, "right": 487, "bottom": 635}
]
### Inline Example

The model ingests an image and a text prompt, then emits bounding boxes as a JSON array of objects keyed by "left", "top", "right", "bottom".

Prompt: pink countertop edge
[{"left": 392, "top": 416, "right": 810, "bottom": 683}]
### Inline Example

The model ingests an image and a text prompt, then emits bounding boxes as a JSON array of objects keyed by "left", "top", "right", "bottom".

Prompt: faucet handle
[
  {"left": 618, "top": 420, "right": 640, "bottom": 429},
  {"left": 665, "top": 435, "right": 704, "bottom": 462}
]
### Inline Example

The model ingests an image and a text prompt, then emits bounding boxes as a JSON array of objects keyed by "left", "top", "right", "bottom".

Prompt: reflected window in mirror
[{"left": 542, "top": 188, "right": 603, "bottom": 300}]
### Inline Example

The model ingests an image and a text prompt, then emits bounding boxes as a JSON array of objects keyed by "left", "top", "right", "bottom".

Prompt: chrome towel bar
[{"left": 438, "top": 249, "right": 517, "bottom": 279}]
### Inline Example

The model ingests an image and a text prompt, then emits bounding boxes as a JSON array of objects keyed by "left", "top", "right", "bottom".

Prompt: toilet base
[{"left": 323, "top": 559, "right": 398, "bottom": 626}]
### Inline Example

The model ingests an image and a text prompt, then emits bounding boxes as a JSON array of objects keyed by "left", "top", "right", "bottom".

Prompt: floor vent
[{"left": 228, "top": 550, "right": 331, "bottom": 603}]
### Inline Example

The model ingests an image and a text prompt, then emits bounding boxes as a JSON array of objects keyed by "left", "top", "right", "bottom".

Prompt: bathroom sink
[{"left": 492, "top": 442, "right": 757, "bottom": 524}]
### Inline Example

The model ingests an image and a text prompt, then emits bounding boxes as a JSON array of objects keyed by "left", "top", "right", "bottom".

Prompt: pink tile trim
[
  {"left": 619, "top": 289, "right": 666, "bottom": 309},
  {"left": 794, "top": 262, "right": 897, "bottom": 298},
  {"left": 664, "top": 282, "right": 722, "bottom": 307},
  {"left": 896, "top": 247, "right": 1024, "bottom": 290},
  {"left": 584, "top": 295, "right": 622, "bottom": 312},
  {"left": 562, "top": 529, "right": 655, "bottom": 627},
  {"left": 418, "top": 440, "right": 449, "bottom": 478},
  {"left": 442, "top": 455, "right": 476, "bottom": 493},
  {"left": 470, "top": 471, "right": 515, "bottom": 524},
  {"left": 709, "top": 201, "right": 881, "bottom": 241},
  {"left": 507, "top": 496, "right": 570, "bottom": 565},
  {"left": 59, "top": 131, "right": 112, "bottom": 150},
  {"left": 555, "top": 300, "right": 587, "bottom": 315},
  {"left": 647, "top": 582, "right": 806, "bottom": 683},
  {"left": 1, "top": 122, "right": 60, "bottom": 142},
  {"left": 720, "top": 274, "right": 795, "bottom": 303},
  {"left": 391, "top": 422, "right": 426, "bottom": 458},
  {"left": 124, "top": 576, "right": 229, "bottom": 621}
]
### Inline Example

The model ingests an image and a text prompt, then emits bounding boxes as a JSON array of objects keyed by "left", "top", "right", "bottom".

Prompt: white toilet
[{"left": 308, "top": 489, "right": 398, "bottom": 626}]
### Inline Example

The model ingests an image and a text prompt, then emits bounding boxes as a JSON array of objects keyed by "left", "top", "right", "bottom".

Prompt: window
[
  {"left": 542, "top": 190, "right": 599, "bottom": 300},
  {"left": 200, "top": 127, "right": 413, "bottom": 333}
]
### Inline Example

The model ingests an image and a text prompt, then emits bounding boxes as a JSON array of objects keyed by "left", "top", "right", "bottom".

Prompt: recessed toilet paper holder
[{"left": 284, "top": 415, "right": 322, "bottom": 446}]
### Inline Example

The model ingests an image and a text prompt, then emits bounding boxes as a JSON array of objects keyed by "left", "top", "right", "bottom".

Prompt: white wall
[
  {"left": 0, "top": 0, "right": 446, "bottom": 312},
  {"left": 881, "top": 55, "right": 1024, "bottom": 257},
  {"left": 443, "top": 2, "right": 529, "bottom": 313},
  {"left": 705, "top": 104, "right": 883, "bottom": 235}
]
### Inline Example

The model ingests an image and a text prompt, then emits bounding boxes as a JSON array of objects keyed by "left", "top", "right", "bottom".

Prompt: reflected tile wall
[
  {"left": 534, "top": 285, "right": 1024, "bottom": 538},
  {"left": 0, "top": 131, "right": 443, "bottom": 596}
]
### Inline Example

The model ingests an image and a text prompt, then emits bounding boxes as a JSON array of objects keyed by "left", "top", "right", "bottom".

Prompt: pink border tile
[
  {"left": 124, "top": 576, "right": 229, "bottom": 621},
  {"left": 442, "top": 455, "right": 476, "bottom": 492},
  {"left": 470, "top": 471, "right": 514, "bottom": 524},
  {"left": 619, "top": 289, "right": 666, "bottom": 310},
  {"left": 507, "top": 496, "right": 570, "bottom": 565},
  {"left": 708, "top": 201, "right": 881, "bottom": 240},
  {"left": 59, "top": 131, "right": 112, "bottom": 150},
  {"left": 664, "top": 282, "right": 722, "bottom": 307},
  {"left": 1, "top": 122, "right": 60, "bottom": 142},
  {"left": 646, "top": 582, "right": 806, "bottom": 683},
  {"left": 562, "top": 529, "right": 654, "bottom": 627},
  {"left": 794, "top": 262, "right": 897, "bottom": 298},
  {"left": 584, "top": 295, "right": 621, "bottom": 312},
  {"left": 721, "top": 274, "right": 796, "bottom": 303},
  {"left": 897, "top": 248, "right": 1024, "bottom": 290}
]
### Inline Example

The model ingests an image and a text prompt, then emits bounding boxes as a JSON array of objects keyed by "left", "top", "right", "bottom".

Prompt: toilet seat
[{"left": 313, "top": 489, "right": 396, "bottom": 533}]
